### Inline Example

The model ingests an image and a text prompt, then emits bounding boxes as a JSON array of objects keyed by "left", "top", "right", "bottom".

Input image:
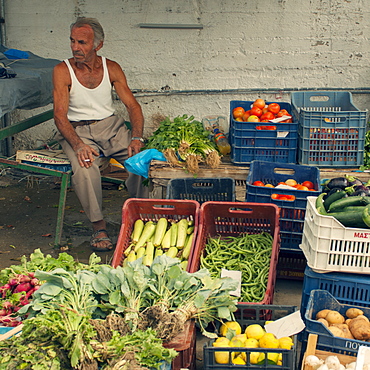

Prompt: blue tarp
[{"left": 0, "top": 46, "right": 60, "bottom": 117}]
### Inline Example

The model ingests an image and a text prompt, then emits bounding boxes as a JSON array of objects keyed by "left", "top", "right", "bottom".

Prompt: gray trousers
[{"left": 56, "top": 115, "right": 148, "bottom": 222}]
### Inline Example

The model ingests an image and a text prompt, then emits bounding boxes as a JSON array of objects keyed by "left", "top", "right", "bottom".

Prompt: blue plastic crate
[
  {"left": 246, "top": 160, "right": 320, "bottom": 252},
  {"left": 229, "top": 100, "right": 298, "bottom": 165},
  {"left": 203, "top": 303, "right": 298, "bottom": 370},
  {"left": 303, "top": 289, "right": 370, "bottom": 356},
  {"left": 301, "top": 266, "right": 370, "bottom": 321},
  {"left": 166, "top": 177, "right": 235, "bottom": 204},
  {"left": 291, "top": 91, "right": 367, "bottom": 167}
]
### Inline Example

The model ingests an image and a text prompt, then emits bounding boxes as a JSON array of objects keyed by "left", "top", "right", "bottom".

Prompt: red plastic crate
[
  {"left": 111, "top": 198, "right": 200, "bottom": 269},
  {"left": 189, "top": 201, "right": 280, "bottom": 304},
  {"left": 164, "top": 320, "right": 196, "bottom": 370}
]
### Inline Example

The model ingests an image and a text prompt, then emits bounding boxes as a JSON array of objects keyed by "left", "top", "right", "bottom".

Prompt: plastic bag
[{"left": 124, "top": 149, "right": 166, "bottom": 178}]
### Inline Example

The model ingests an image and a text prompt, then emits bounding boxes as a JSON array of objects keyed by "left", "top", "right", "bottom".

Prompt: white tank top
[{"left": 64, "top": 57, "right": 115, "bottom": 122}]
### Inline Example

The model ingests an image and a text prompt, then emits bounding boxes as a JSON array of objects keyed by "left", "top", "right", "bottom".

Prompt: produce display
[
  {"left": 144, "top": 114, "right": 221, "bottom": 174},
  {"left": 0, "top": 251, "right": 238, "bottom": 369},
  {"left": 314, "top": 307, "right": 370, "bottom": 341},
  {"left": 123, "top": 217, "right": 195, "bottom": 270},
  {"left": 316, "top": 175, "right": 370, "bottom": 228},
  {"left": 232, "top": 99, "right": 293, "bottom": 123},
  {"left": 200, "top": 232, "right": 273, "bottom": 303},
  {"left": 211, "top": 320, "right": 294, "bottom": 366}
]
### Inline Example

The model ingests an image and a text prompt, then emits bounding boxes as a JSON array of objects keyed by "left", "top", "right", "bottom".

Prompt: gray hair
[{"left": 70, "top": 17, "right": 104, "bottom": 48}]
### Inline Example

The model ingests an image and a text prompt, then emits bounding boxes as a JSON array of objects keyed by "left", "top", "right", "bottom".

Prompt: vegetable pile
[
  {"left": 200, "top": 232, "right": 273, "bottom": 303},
  {"left": 0, "top": 252, "right": 238, "bottom": 370},
  {"left": 124, "top": 217, "right": 195, "bottom": 270},
  {"left": 144, "top": 114, "right": 221, "bottom": 174},
  {"left": 317, "top": 175, "right": 370, "bottom": 228}
]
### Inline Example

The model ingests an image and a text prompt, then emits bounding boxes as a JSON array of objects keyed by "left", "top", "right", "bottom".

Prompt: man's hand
[
  {"left": 128, "top": 139, "right": 144, "bottom": 157},
  {"left": 75, "top": 143, "right": 100, "bottom": 168}
]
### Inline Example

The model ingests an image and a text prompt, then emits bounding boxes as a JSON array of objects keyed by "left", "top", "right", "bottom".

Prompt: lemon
[
  {"left": 244, "top": 338, "right": 259, "bottom": 348},
  {"left": 232, "top": 333, "right": 247, "bottom": 344},
  {"left": 257, "top": 352, "right": 279, "bottom": 364},
  {"left": 213, "top": 341, "right": 231, "bottom": 364},
  {"left": 259, "top": 333, "right": 279, "bottom": 349},
  {"left": 232, "top": 355, "right": 246, "bottom": 365},
  {"left": 220, "top": 321, "right": 242, "bottom": 336},
  {"left": 245, "top": 324, "right": 265, "bottom": 340},
  {"left": 214, "top": 337, "right": 231, "bottom": 346},
  {"left": 230, "top": 338, "right": 244, "bottom": 348},
  {"left": 250, "top": 352, "right": 260, "bottom": 364},
  {"left": 278, "top": 337, "right": 294, "bottom": 350}
]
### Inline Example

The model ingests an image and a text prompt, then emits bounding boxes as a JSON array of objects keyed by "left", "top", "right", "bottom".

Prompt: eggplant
[
  {"left": 345, "top": 174, "right": 363, "bottom": 187},
  {"left": 326, "top": 177, "right": 349, "bottom": 190},
  {"left": 352, "top": 187, "right": 370, "bottom": 196},
  {"left": 323, "top": 187, "right": 346, "bottom": 200}
]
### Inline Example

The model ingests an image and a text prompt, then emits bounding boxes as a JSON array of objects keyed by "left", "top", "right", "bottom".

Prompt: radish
[
  {"left": 0, "top": 283, "right": 12, "bottom": 298},
  {"left": 17, "top": 274, "right": 31, "bottom": 284},
  {"left": 30, "top": 278, "right": 39, "bottom": 286},
  {"left": 13, "top": 282, "right": 32, "bottom": 293},
  {"left": 2, "top": 301, "right": 12, "bottom": 310}
]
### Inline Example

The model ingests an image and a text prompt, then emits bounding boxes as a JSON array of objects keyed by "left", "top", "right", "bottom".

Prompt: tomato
[
  {"left": 247, "top": 115, "right": 260, "bottom": 122},
  {"left": 241, "top": 110, "right": 251, "bottom": 121},
  {"left": 235, "top": 117, "right": 243, "bottom": 121},
  {"left": 233, "top": 107, "right": 245, "bottom": 119},
  {"left": 250, "top": 106, "right": 263, "bottom": 117},
  {"left": 276, "top": 109, "right": 291, "bottom": 118},
  {"left": 267, "top": 103, "right": 281, "bottom": 115},
  {"left": 262, "top": 107, "right": 269, "bottom": 114},
  {"left": 265, "top": 184, "right": 274, "bottom": 188},
  {"left": 253, "top": 181, "right": 265, "bottom": 186},
  {"left": 253, "top": 98, "right": 266, "bottom": 110},
  {"left": 296, "top": 185, "right": 309, "bottom": 191},
  {"left": 260, "top": 112, "right": 275, "bottom": 121},
  {"left": 302, "top": 181, "right": 314, "bottom": 189},
  {"left": 271, "top": 194, "right": 280, "bottom": 200}
]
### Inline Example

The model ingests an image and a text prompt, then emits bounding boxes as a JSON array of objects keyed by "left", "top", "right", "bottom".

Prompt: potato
[
  {"left": 346, "top": 308, "right": 364, "bottom": 319},
  {"left": 328, "top": 326, "right": 345, "bottom": 338},
  {"left": 317, "top": 318, "right": 329, "bottom": 327},
  {"left": 316, "top": 309, "right": 332, "bottom": 320},
  {"left": 348, "top": 317, "right": 370, "bottom": 341},
  {"left": 355, "top": 314, "right": 369, "bottom": 322},
  {"left": 325, "top": 310, "right": 345, "bottom": 325},
  {"left": 330, "top": 324, "right": 354, "bottom": 339},
  {"left": 345, "top": 318, "right": 352, "bottom": 326}
]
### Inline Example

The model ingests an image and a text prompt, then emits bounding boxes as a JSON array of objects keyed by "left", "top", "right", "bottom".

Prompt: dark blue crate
[
  {"left": 229, "top": 101, "right": 298, "bottom": 165},
  {"left": 166, "top": 177, "right": 235, "bottom": 204},
  {"left": 301, "top": 266, "right": 370, "bottom": 320},
  {"left": 291, "top": 91, "right": 367, "bottom": 167},
  {"left": 246, "top": 160, "right": 320, "bottom": 252},
  {"left": 203, "top": 304, "right": 298, "bottom": 370},
  {"left": 303, "top": 289, "right": 370, "bottom": 356}
]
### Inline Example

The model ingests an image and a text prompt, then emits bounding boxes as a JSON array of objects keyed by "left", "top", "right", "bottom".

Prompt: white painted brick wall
[{"left": 3, "top": 0, "right": 370, "bottom": 145}]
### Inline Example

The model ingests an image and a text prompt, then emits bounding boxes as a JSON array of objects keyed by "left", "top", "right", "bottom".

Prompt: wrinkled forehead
[{"left": 70, "top": 24, "right": 94, "bottom": 40}]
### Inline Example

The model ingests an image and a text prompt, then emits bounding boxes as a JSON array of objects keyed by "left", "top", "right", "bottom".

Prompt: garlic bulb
[
  {"left": 317, "top": 364, "right": 330, "bottom": 370},
  {"left": 345, "top": 362, "right": 356, "bottom": 370},
  {"left": 325, "top": 355, "right": 341, "bottom": 370},
  {"left": 305, "top": 355, "right": 324, "bottom": 369}
]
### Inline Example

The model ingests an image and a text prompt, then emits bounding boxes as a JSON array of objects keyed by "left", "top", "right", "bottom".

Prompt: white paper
[
  {"left": 277, "top": 131, "right": 289, "bottom": 138},
  {"left": 275, "top": 184, "right": 296, "bottom": 190},
  {"left": 221, "top": 268, "right": 241, "bottom": 297},
  {"left": 270, "top": 115, "right": 292, "bottom": 123},
  {"left": 355, "top": 346, "right": 370, "bottom": 370},
  {"left": 264, "top": 311, "right": 305, "bottom": 339}
]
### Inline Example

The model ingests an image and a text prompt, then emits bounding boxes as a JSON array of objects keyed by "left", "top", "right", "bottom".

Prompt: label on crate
[
  {"left": 221, "top": 269, "right": 241, "bottom": 297},
  {"left": 264, "top": 311, "right": 305, "bottom": 339}
]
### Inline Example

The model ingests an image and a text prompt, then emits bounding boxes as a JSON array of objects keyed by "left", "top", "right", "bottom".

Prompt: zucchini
[
  {"left": 176, "top": 219, "right": 189, "bottom": 249},
  {"left": 153, "top": 218, "right": 168, "bottom": 247},
  {"left": 131, "top": 219, "right": 144, "bottom": 243},
  {"left": 323, "top": 190, "right": 347, "bottom": 211},
  {"left": 166, "top": 246, "right": 178, "bottom": 258},
  {"left": 134, "top": 221, "right": 156, "bottom": 251},
  {"left": 315, "top": 193, "right": 326, "bottom": 210},
  {"left": 328, "top": 196, "right": 370, "bottom": 213}
]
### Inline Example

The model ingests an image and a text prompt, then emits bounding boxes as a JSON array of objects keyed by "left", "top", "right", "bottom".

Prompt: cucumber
[
  {"left": 328, "top": 196, "right": 370, "bottom": 213},
  {"left": 323, "top": 190, "right": 347, "bottom": 211},
  {"left": 329, "top": 210, "right": 368, "bottom": 228}
]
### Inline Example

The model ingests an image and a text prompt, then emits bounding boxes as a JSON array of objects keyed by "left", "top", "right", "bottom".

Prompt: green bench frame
[{"left": 0, "top": 109, "right": 124, "bottom": 247}]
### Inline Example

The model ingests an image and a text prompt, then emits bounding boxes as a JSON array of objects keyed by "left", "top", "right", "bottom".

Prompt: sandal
[{"left": 90, "top": 229, "right": 114, "bottom": 252}]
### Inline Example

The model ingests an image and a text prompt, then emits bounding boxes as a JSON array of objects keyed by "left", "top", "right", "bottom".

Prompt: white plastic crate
[{"left": 299, "top": 196, "right": 370, "bottom": 274}]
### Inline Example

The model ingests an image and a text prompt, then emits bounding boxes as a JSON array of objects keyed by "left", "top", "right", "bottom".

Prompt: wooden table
[{"left": 148, "top": 160, "right": 370, "bottom": 199}]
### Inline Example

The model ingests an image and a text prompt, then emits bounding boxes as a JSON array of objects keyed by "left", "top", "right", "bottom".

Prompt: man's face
[{"left": 70, "top": 25, "right": 97, "bottom": 63}]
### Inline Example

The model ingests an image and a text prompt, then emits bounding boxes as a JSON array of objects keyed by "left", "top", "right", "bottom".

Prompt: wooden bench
[{"left": 0, "top": 109, "right": 125, "bottom": 247}]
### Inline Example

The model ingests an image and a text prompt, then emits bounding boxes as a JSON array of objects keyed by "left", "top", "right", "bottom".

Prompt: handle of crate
[
  {"left": 0, "top": 324, "right": 23, "bottom": 341},
  {"left": 301, "top": 333, "right": 318, "bottom": 370}
]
